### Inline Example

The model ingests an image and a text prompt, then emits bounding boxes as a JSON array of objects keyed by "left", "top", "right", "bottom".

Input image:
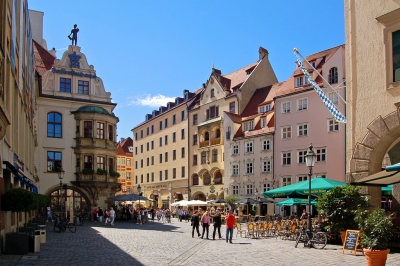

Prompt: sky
[{"left": 29, "top": 0, "right": 345, "bottom": 139}]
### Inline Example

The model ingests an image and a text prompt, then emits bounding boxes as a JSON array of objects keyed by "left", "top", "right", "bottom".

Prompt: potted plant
[
  {"left": 357, "top": 208, "right": 393, "bottom": 266},
  {"left": 82, "top": 168, "right": 94, "bottom": 175},
  {"left": 317, "top": 184, "right": 369, "bottom": 243},
  {"left": 96, "top": 168, "right": 107, "bottom": 175},
  {"left": 109, "top": 170, "right": 120, "bottom": 177}
]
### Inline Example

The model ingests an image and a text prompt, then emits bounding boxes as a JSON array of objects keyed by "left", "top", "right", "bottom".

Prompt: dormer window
[
  {"left": 159, "top": 107, "right": 163, "bottom": 114},
  {"left": 175, "top": 98, "right": 180, "bottom": 105},
  {"left": 259, "top": 106, "right": 264, "bottom": 113},
  {"left": 295, "top": 77, "right": 303, "bottom": 87},
  {"left": 152, "top": 110, "right": 156, "bottom": 117},
  {"left": 265, "top": 105, "right": 271, "bottom": 112},
  {"left": 167, "top": 103, "right": 171, "bottom": 110},
  {"left": 184, "top": 92, "right": 189, "bottom": 101},
  {"left": 211, "top": 89, "right": 215, "bottom": 97},
  {"left": 243, "top": 120, "right": 254, "bottom": 132},
  {"left": 246, "top": 69, "right": 252, "bottom": 75}
]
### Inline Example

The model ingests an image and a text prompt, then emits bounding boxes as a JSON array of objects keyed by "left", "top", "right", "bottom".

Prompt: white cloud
[{"left": 128, "top": 94, "right": 176, "bottom": 108}]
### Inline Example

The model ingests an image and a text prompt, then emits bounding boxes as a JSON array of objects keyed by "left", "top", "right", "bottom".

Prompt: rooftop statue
[{"left": 68, "top": 24, "right": 79, "bottom": 46}]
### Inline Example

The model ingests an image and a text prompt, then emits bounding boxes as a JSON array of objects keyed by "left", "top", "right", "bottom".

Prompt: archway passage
[
  {"left": 214, "top": 171, "right": 223, "bottom": 185},
  {"left": 192, "top": 192, "right": 206, "bottom": 202},
  {"left": 49, "top": 187, "right": 90, "bottom": 216}
]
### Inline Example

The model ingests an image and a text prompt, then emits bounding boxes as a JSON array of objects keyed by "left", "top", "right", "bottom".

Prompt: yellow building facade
[{"left": 116, "top": 137, "right": 134, "bottom": 194}]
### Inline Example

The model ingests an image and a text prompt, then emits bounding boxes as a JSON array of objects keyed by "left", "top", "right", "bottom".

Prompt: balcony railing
[
  {"left": 75, "top": 173, "right": 118, "bottom": 183},
  {"left": 74, "top": 137, "right": 117, "bottom": 150},
  {"left": 199, "top": 137, "right": 224, "bottom": 148}
]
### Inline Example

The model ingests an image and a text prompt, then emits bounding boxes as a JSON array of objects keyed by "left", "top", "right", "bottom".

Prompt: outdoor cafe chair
[
  {"left": 235, "top": 222, "right": 247, "bottom": 238},
  {"left": 256, "top": 222, "right": 264, "bottom": 238},
  {"left": 247, "top": 222, "right": 257, "bottom": 238}
]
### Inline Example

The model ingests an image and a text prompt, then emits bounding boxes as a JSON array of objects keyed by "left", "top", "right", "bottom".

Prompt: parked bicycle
[
  {"left": 53, "top": 214, "right": 76, "bottom": 233},
  {"left": 294, "top": 227, "right": 327, "bottom": 249}
]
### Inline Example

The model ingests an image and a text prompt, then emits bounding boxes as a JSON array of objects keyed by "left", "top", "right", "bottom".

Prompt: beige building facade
[{"left": 345, "top": 0, "right": 400, "bottom": 210}]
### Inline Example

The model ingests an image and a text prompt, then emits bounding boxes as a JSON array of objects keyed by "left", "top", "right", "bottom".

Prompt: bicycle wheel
[
  {"left": 312, "top": 232, "right": 327, "bottom": 249},
  {"left": 67, "top": 223, "right": 76, "bottom": 233},
  {"left": 294, "top": 232, "right": 303, "bottom": 248}
]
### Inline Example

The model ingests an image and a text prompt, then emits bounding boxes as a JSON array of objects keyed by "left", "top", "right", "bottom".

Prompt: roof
[
  {"left": 224, "top": 112, "right": 242, "bottom": 123},
  {"left": 117, "top": 137, "right": 133, "bottom": 155},
  {"left": 223, "top": 61, "right": 259, "bottom": 90},
  {"left": 73, "top": 105, "right": 110, "bottom": 115},
  {"left": 241, "top": 85, "right": 273, "bottom": 118},
  {"left": 33, "top": 39, "right": 55, "bottom": 76}
]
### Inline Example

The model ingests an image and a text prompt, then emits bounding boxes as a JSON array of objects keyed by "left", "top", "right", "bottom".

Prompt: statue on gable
[{"left": 68, "top": 24, "right": 79, "bottom": 46}]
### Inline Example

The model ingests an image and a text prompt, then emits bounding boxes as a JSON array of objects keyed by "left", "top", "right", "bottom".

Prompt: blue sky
[{"left": 29, "top": 0, "right": 345, "bottom": 139}]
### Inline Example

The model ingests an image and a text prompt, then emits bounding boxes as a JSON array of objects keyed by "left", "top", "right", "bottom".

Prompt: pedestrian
[
  {"left": 165, "top": 209, "right": 171, "bottom": 223},
  {"left": 225, "top": 210, "right": 236, "bottom": 243},
  {"left": 161, "top": 209, "right": 165, "bottom": 223},
  {"left": 137, "top": 208, "right": 142, "bottom": 224},
  {"left": 46, "top": 206, "right": 53, "bottom": 222},
  {"left": 212, "top": 209, "right": 222, "bottom": 240},
  {"left": 151, "top": 208, "right": 155, "bottom": 222},
  {"left": 201, "top": 211, "right": 210, "bottom": 239},
  {"left": 191, "top": 210, "right": 201, "bottom": 238},
  {"left": 178, "top": 208, "right": 183, "bottom": 222},
  {"left": 93, "top": 207, "right": 98, "bottom": 222},
  {"left": 98, "top": 207, "right": 104, "bottom": 223},
  {"left": 104, "top": 209, "right": 110, "bottom": 225},
  {"left": 109, "top": 207, "right": 115, "bottom": 226},
  {"left": 300, "top": 209, "right": 308, "bottom": 220}
]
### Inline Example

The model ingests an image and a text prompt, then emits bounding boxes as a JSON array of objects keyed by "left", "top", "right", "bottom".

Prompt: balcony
[
  {"left": 74, "top": 173, "right": 119, "bottom": 183},
  {"left": 199, "top": 137, "right": 224, "bottom": 148},
  {"left": 74, "top": 136, "right": 117, "bottom": 150}
]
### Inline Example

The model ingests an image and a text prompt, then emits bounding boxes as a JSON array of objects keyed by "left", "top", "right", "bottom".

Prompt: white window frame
[
  {"left": 298, "top": 123, "right": 308, "bottom": 137},
  {"left": 232, "top": 185, "right": 239, "bottom": 196},
  {"left": 282, "top": 102, "right": 291, "bottom": 114},
  {"left": 261, "top": 117, "right": 267, "bottom": 128},
  {"left": 261, "top": 139, "right": 270, "bottom": 151},
  {"left": 282, "top": 152, "right": 291, "bottom": 165},
  {"left": 316, "top": 148, "right": 326, "bottom": 162},
  {"left": 245, "top": 141, "right": 254, "bottom": 154},
  {"left": 298, "top": 150, "right": 307, "bottom": 164},
  {"left": 281, "top": 126, "right": 292, "bottom": 139},
  {"left": 282, "top": 176, "right": 292, "bottom": 186},
  {"left": 243, "top": 120, "right": 254, "bottom": 132},
  {"left": 245, "top": 184, "right": 254, "bottom": 196},
  {"left": 232, "top": 164, "right": 239, "bottom": 176},
  {"left": 265, "top": 105, "right": 271, "bottom": 112},
  {"left": 245, "top": 162, "right": 253, "bottom": 174},
  {"left": 328, "top": 92, "right": 339, "bottom": 104},
  {"left": 232, "top": 144, "right": 239, "bottom": 155},
  {"left": 297, "top": 98, "right": 308, "bottom": 111},
  {"left": 261, "top": 160, "right": 271, "bottom": 173},
  {"left": 259, "top": 106, "right": 264, "bottom": 113},
  {"left": 263, "top": 183, "right": 271, "bottom": 192},
  {"left": 298, "top": 175, "right": 308, "bottom": 182},
  {"left": 328, "top": 119, "right": 339, "bottom": 132},
  {"left": 295, "top": 76, "right": 303, "bottom": 87}
]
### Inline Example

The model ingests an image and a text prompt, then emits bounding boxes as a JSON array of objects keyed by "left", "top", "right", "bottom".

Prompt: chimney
[
  {"left": 49, "top": 48, "right": 56, "bottom": 58},
  {"left": 259, "top": 46, "right": 269, "bottom": 60},
  {"left": 120, "top": 137, "right": 125, "bottom": 143}
]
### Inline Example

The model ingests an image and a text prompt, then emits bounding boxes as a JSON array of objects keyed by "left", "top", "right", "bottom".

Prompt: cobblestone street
[{"left": 1, "top": 218, "right": 400, "bottom": 266}]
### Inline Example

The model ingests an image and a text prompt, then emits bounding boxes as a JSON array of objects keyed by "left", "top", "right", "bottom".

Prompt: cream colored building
[
  {"left": 345, "top": 0, "right": 400, "bottom": 210},
  {"left": 116, "top": 137, "right": 134, "bottom": 194},
  {"left": 132, "top": 90, "right": 201, "bottom": 208},
  {"left": 188, "top": 47, "right": 277, "bottom": 202}
]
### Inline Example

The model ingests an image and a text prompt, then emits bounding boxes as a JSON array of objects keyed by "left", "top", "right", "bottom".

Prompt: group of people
[{"left": 93, "top": 206, "right": 115, "bottom": 226}]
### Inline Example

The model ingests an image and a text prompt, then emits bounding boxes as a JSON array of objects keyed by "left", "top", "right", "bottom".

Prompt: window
[
  {"left": 233, "top": 144, "right": 239, "bottom": 155},
  {"left": 173, "top": 150, "right": 176, "bottom": 160},
  {"left": 295, "top": 76, "right": 303, "bottom": 87},
  {"left": 212, "top": 149, "right": 217, "bottom": 162},
  {"left": 282, "top": 152, "right": 291, "bottom": 165},
  {"left": 299, "top": 175, "right": 308, "bottom": 182},
  {"left": 165, "top": 135, "right": 168, "bottom": 145},
  {"left": 173, "top": 168, "right": 176, "bottom": 179},
  {"left": 159, "top": 137, "right": 162, "bottom": 146},
  {"left": 232, "top": 185, "right": 239, "bottom": 196},
  {"left": 84, "top": 155, "right": 93, "bottom": 169},
  {"left": 262, "top": 139, "right": 270, "bottom": 151},
  {"left": 78, "top": 80, "right": 89, "bottom": 94},
  {"left": 151, "top": 172, "right": 154, "bottom": 182},
  {"left": 151, "top": 156, "right": 154, "bottom": 165},
  {"left": 151, "top": 141, "right": 154, "bottom": 150},
  {"left": 173, "top": 132, "right": 176, "bottom": 142},
  {"left": 206, "top": 105, "right": 219, "bottom": 119},
  {"left": 393, "top": 30, "right": 400, "bottom": 82},
  {"left": 328, "top": 67, "right": 338, "bottom": 84},
  {"left": 96, "top": 122, "right": 104, "bottom": 139},
  {"left": 84, "top": 121, "right": 93, "bottom": 138},
  {"left": 140, "top": 159, "right": 143, "bottom": 168},
  {"left": 265, "top": 105, "right": 271, "bottom": 112},
  {"left": 165, "top": 118, "right": 168, "bottom": 128},
  {"left": 201, "top": 151, "right": 207, "bottom": 164},
  {"left": 151, "top": 125, "right": 154, "bottom": 134},
  {"left": 328, "top": 119, "right": 339, "bottom": 132},
  {"left": 47, "top": 112, "right": 62, "bottom": 138},
  {"left": 193, "top": 134, "right": 198, "bottom": 145},
  {"left": 181, "top": 129, "right": 185, "bottom": 139},
  {"left": 232, "top": 164, "right": 239, "bottom": 176},
  {"left": 281, "top": 126, "right": 291, "bottom": 139},
  {"left": 282, "top": 176, "right": 292, "bottom": 186},
  {"left": 165, "top": 170, "right": 168, "bottom": 180},
  {"left": 172, "top": 114, "right": 176, "bottom": 125},
  {"left": 328, "top": 92, "right": 339, "bottom": 104},
  {"left": 159, "top": 154, "right": 162, "bottom": 163},
  {"left": 108, "top": 125, "right": 114, "bottom": 141},
  {"left": 159, "top": 171, "right": 162, "bottom": 181},
  {"left": 135, "top": 176, "right": 138, "bottom": 184},
  {"left": 316, "top": 148, "right": 326, "bottom": 162},
  {"left": 135, "top": 133, "right": 138, "bottom": 140},
  {"left": 229, "top": 102, "right": 235, "bottom": 113},
  {"left": 147, "top": 142, "right": 149, "bottom": 151},
  {"left": 127, "top": 159, "right": 131, "bottom": 166},
  {"left": 47, "top": 151, "right": 62, "bottom": 172},
  {"left": 282, "top": 102, "right": 291, "bottom": 114},
  {"left": 192, "top": 174, "right": 199, "bottom": 185},
  {"left": 140, "top": 130, "right": 143, "bottom": 138},
  {"left": 181, "top": 110, "right": 185, "bottom": 121},
  {"left": 211, "top": 88, "right": 215, "bottom": 97},
  {"left": 159, "top": 121, "right": 162, "bottom": 130},
  {"left": 140, "top": 145, "right": 143, "bottom": 153},
  {"left": 245, "top": 141, "right": 253, "bottom": 153},
  {"left": 298, "top": 98, "right": 308, "bottom": 111},
  {"left": 193, "top": 114, "right": 198, "bottom": 125},
  {"left": 243, "top": 120, "right": 254, "bottom": 131},
  {"left": 181, "top": 166, "right": 185, "bottom": 178},
  {"left": 135, "top": 161, "right": 138, "bottom": 169},
  {"left": 147, "top": 127, "right": 149, "bottom": 136},
  {"left": 135, "top": 147, "right": 138, "bottom": 155},
  {"left": 165, "top": 152, "right": 168, "bottom": 162},
  {"left": 60, "top": 78, "right": 71, "bottom": 92},
  {"left": 245, "top": 184, "right": 253, "bottom": 196},
  {"left": 181, "top": 147, "right": 185, "bottom": 158},
  {"left": 262, "top": 160, "right": 271, "bottom": 173},
  {"left": 193, "top": 155, "right": 198, "bottom": 165},
  {"left": 204, "top": 132, "right": 209, "bottom": 141},
  {"left": 245, "top": 162, "right": 253, "bottom": 174},
  {"left": 147, "top": 173, "right": 149, "bottom": 182},
  {"left": 204, "top": 174, "right": 211, "bottom": 185},
  {"left": 141, "top": 175, "right": 143, "bottom": 183},
  {"left": 298, "top": 123, "right": 308, "bottom": 137},
  {"left": 263, "top": 183, "right": 271, "bottom": 192},
  {"left": 261, "top": 118, "right": 267, "bottom": 128},
  {"left": 97, "top": 156, "right": 105, "bottom": 169},
  {"left": 147, "top": 157, "right": 149, "bottom": 166},
  {"left": 259, "top": 106, "right": 264, "bottom": 113},
  {"left": 298, "top": 150, "right": 307, "bottom": 164},
  {"left": 127, "top": 172, "right": 131, "bottom": 180}
]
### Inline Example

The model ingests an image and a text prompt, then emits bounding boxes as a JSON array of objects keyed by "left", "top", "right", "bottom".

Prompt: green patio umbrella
[
  {"left": 263, "top": 177, "right": 346, "bottom": 198},
  {"left": 276, "top": 198, "right": 317, "bottom": 206},
  {"left": 382, "top": 185, "right": 393, "bottom": 197}
]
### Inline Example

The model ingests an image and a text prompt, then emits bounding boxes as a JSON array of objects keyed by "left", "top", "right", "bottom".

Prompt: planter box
[{"left": 5, "top": 232, "right": 29, "bottom": 255}]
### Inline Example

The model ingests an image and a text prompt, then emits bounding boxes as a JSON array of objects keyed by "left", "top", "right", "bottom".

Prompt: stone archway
[{"left": 349, "top": 109, "right": 400, "bottom": 210}]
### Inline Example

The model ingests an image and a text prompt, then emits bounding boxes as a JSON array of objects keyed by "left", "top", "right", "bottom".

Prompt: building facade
[
  {"left": 188, "top": 47, "right": 278, "bottom": 202},
  {"left": 345, "top": 0, "right": 400, "bottom": 210},
  {"left": 116, "top": 137, "right": 134, "bottom": 194},
  {"left": 132, "top": 90, "right": 200, "bottom": 208}
]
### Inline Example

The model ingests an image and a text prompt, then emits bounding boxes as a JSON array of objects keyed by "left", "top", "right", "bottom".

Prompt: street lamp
[
  {"left": 167, "top": 196, "right": 170, "bottom": 209},
  {"left": 137, "top": 184, "right": 142, "bottom": 210},
  {"left": 57, "top": 167, "right": 65, "bottom": 232},
  {"left": 305, "top": 144, "right": 316, "bottom": 234}
]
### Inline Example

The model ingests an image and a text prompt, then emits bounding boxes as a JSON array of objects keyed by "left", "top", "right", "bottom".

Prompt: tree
[
  {"left": 224, "top": 195, "right": 241, "bottom": 211},
  {"left": 1, "top": 189, "right": 35, "bottom": 232}
]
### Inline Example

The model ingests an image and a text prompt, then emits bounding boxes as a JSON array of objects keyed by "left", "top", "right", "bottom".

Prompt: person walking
[
  {"left": 225, "top": 210, "right": 236, "bottom": 243},
  {"left": 109, "top": 207, "right": 115, "bottom": 226},
  {"left": 191, "top": 210, "right": 201, "bottom": 238},
  {"left": 201, "top": 211, "right": 210, "bottom": 239},
  {"left": 93, "top": 207, "right": 98, "bottom": 222},
  {"left": 98, "top": 207, "right": 104, "bottom": 223},
  {"left": 104, "top": 209, "right": 110, "bottom": 225},
  {"left": 178, "top": 208, "right": 183, "bottom": 222},
  {"left": 212, "top": 209, "right": 222, "bottom": 240},
  {"left": 161, "top": 209, "right": 165, "bottom": 223},
  {"left": 47, "top": 206, "right": 53, "bottom": 223}
]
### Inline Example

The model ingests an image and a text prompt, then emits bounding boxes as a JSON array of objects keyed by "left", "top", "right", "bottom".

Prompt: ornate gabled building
[
  {"left": 188, "top": 47, "right": 278, "bottom": 202},
  {"left": 33, "top": 20, "right": 119, "bottom": 215},
  {"left": 116, "top": 137, "right": 134, "bottom": 194}
]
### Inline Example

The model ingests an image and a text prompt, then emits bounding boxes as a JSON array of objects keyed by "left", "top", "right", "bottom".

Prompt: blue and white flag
[{"left": 293, "top": 49, "right": 346, "bottom": 123}]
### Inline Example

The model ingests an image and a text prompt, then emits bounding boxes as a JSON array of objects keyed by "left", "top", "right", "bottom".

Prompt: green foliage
[
  {"left": 224, "top": 195, "right": 241, "bottom": 210},
  {"left": 109, "top": 170, "right": 120, "bottom": 177},
  {"left": 357, "top": 208, "right": 393, "bottom": 250},
  {"left": 33, "top": 194, "right": 50, "bottom": 210},
  {"left": 96, "top": 168, "right": 107, "bottom": 175},
  {"left": 82, "top": 168, "right": 94, "bottom": 175},
  {"left": 1, "top": 188, "right": 35, "bottom": 212},
  {"left": 317, "top": 184, "right": 369, "bottom": 235}
]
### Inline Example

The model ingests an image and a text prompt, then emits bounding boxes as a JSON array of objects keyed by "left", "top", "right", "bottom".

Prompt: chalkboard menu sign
[{"left": 342, "top": 230, "right": 361, "bottom": 256}]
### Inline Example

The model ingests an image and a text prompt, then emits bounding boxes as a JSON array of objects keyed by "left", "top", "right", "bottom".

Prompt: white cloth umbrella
[
  {"left": 186, "top": 200, "right": 208, "bottom": 206},
  {"left": 171, "top": 200, "right": 190, "bottom": 207}
]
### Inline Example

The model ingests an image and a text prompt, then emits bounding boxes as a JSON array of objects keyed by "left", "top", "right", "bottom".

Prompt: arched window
[
  {"left": 204, "top": 173, "right": 211, "bottom": 185},
  {"left": 204, "top": 131, "right": 209, "bottom": 141},
  {"left": 212, "top": 149, "right": 218, "bottom": 162},
  {"left": 192, "top": 174, "right": 199, "bottom": 186},
  {"left": 47, "top": 112, "right": 62, "bottom": 138},
  {"left": 216, "top": 129, "right": 221, "bottom": 138},
  {"left": 328, "top": 67, "right": 338, "bottom": 84},
  {"left": 214, "top": 171, "right": 223, "bottom": 184}
]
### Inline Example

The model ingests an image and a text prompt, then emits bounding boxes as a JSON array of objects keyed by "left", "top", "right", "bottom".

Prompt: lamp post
[
  {"left": 57, "top": 167, "right": 65, "bottom": 232},
  {"left": 137, "top": 184, "right": 141, "bottom": 211},
  {"left": 305, "top": 144, "right": 316, "bottom": 234},
  {"left": 167, "top": 196, "right": 170, "bottom": 209},
  {"left": 254, "top": 189, "right": 259, "bottom": 216}
]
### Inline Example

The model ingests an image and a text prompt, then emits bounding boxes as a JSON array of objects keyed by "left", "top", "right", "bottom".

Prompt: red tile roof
[
  {"left": 33, "top": 40, "right": 55, "bottom": 77},
  {"left": 224, "top": 61, "right": 259, "bottom": 90},
  {"left": 117, "top": 137, "right": 133, "bottom": 156}
]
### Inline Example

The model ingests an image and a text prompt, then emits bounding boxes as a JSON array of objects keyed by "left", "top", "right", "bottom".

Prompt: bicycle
[
  {"left": 294, "top": 227, "right": 327, "bottom": 249},
  {"left": 53, "top": 215, "right": 77, "bottom": 233}
]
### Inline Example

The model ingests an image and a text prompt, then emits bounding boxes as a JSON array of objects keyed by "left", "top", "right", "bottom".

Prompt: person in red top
[{"left": 225, "top": 210, "right": 236, "bottom": 243}]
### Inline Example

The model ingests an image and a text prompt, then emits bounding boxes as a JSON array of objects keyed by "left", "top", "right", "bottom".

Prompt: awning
[
  {"left": 351, "top": 170, "right": 400, "bottom": 186},
  {"left": 197, "top": 116, "right": 222, "bottom": 127}
]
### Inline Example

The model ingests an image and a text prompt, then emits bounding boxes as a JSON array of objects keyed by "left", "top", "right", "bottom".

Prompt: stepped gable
[{"left": 33, "top": 39, "right": 55, "bottom": 77}]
